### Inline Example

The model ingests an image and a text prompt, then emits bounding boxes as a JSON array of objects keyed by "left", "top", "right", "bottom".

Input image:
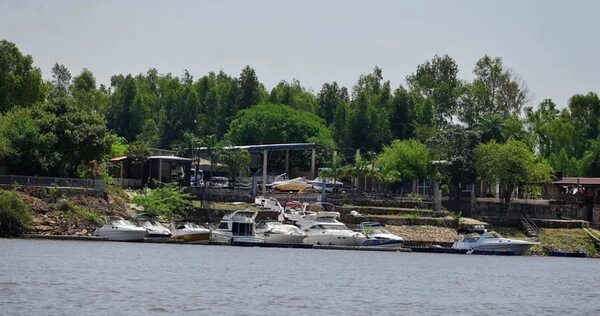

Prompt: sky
[{"left": 1, "top": 0, "right": 599, "bottom": 108}]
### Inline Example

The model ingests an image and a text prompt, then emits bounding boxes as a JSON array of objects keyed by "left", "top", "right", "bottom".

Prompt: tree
[
  {"left": 582, "top": 138, "right": 600, "bottom": 176},
  {"left": 459, "top": 55, "right": 528, "bottom": 126},
  {"left": 475, "top": 140, "right": 553, "bottom": 203},
  {"left": 347, "top": 67, "right": 392, "bottom": 152},
  {"left": 389, "top": 86, "right": 413, "bottom": 140},
  {"left": 317, "top": 82, "right": 348, "bottom": 125},
  {"left": 270, "top": 79, "right": 317, "bottom": 113},
  {"left": 375, "top": 139, "right": 432, "bottom": 185},
  {"left": 238, "top": 65, "right": 260, "bottom": 110},
  {"left": 427, "top": 125, "right": 479, "bottom": 200},
  {"left": 569, "top": 92, "right": 600, "bottom": 156},
  {"left": 0, "top": 40, "right": 45, "bottom": 112},
  {"left": 223, "top": 149, "right": 251, "bottom": 180},
  {"left": 407, "top": 54, "right": 461, "bottom": 126}
]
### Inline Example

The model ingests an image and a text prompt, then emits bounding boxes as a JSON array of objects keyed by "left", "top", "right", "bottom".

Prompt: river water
[{"left": 1, "top": 239, "right": 599, "bottom": 315}]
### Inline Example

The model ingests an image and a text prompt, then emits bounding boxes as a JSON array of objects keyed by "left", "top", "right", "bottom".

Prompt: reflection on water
[{"left": 1, "top": 239, "right": 599, "bottom": 315}]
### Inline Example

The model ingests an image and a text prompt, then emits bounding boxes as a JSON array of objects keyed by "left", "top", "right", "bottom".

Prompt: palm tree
[{"left": 583, "top": 137, "right": 600, "bottom": 176}]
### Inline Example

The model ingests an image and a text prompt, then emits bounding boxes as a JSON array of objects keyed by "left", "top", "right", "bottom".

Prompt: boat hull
[
  {"left": 262, "top": 233, "right": 306, "bottom": 244},
  {"left": 95, "top": 229, "right": 147, "bottom": 241},
  {"left": 362, "top": 239, "right": 403, "bottom": 247},
  {"left": 453, "top": 241, "right": 537, "bottom": 255},
  {"left": 172, "top": 232, "right": 211, "bottom": 244},
  {"left": 304, "top": 232, "right": 366, "bottom": 246}
]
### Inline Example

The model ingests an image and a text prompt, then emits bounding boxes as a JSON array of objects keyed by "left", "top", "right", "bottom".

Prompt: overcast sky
[{"left": 1, "top": 0, "right": 599, "bottom": 107}]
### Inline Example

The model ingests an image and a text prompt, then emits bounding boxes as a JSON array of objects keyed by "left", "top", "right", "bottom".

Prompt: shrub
[
  {"left": 0, "top": 190, "right": 32, "bottom": 237},
  {"left": 132, "top": 184, "right": 192, "bottom": 219}
]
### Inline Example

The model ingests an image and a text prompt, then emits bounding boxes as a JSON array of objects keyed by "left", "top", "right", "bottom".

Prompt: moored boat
[
  {"left": 171, "top": 221, "right": 211, "bottom": 244},
  {"left": 255, "top": 221, "right": 306, "bottom": 244},
  {"left": 296, "top": 206, "right": 366, "bottom": 246},
  {"left": 95, "top": 217, "right": 148, "bottom": 241},
  {"left": 211, "top": 210, "right": 265, "bottom": 244},
  {"left": 452, "top": 227, "right": 539, "bottom": 255},
  {"left": 360, "top": 222, "right": 404, "bottom": 247}
]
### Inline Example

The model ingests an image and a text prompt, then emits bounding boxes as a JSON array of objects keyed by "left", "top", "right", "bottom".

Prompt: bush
[
  {"left": 0, "top": 190, "right": 32, "bottom": 237},
  {"left": 132, "top": 184, "right": 192, "bottom": 219}
]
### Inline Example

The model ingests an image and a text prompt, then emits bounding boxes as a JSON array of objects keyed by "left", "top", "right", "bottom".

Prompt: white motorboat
[
  {"left": 272, "top": 177, "right": 311, "bottom": 192},
  {"left": 307, "top": 177, "right": 344, "bottom": 193},
  {"left": 280, "top": 201, "right": 305, "bottom": 224},
  {"left": 171, "top": 221, "right": 211, "bottom": 244},
  {"left": 255, "top": 221, "right": 306, "bottom": 244},
  {"left": 360, "top": 222, "right": 404, "bottom": 247},
  {"left": 452, "top": 227, "right": 539, "bottom": 255},
  {"left": 137, "top": 218, "right": 172, "bottom": 242},
  {"left": 211, "top": 210, "right": 265, "bottom": 244},
  {"left": 255, "top": 196, "right": 284, "bottom": 212},
  {"left": 297, "top": 208, "right": 366, "bottom": 246},
  {"left": 95, "top": 217, "right": 148, "bottom": 241}
]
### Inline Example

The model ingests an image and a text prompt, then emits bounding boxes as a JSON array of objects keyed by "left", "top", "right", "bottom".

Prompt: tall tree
[
  {"left": 460, "top": 55, "right": 528, "bottom": 125},
  {"left": 238, "top": 65, "right": 260, "bottom": 110},
  {"left": 317, "top": 82, "right": 348, "bottom": 126},
  {"left": 407, "top": 54, "right": 461, "bottom": 126},
  {"left": 0, "top": 40, "right": 45, "bottom": 112}
]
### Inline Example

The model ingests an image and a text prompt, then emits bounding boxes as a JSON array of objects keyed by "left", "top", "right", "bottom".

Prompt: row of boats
[
  {"left": 95, "top": 199, "right": 539, "bottom": 255},
  {"left": 94, "top": 201, "right": 404, "bottom": 247}
]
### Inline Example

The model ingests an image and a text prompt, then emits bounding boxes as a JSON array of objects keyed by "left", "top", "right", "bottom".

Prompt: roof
[
  {"left": 147, "top": 156, "right": 191, "bottom": 162},
  {"left": 199, "top": 143, "right": 315, "bottom": 153},
  {"left": 108, "top": 156, "right": 128, "bottom": 162},
  {"left": 553, "top": 177, "right": 600, "bottom": 186}
]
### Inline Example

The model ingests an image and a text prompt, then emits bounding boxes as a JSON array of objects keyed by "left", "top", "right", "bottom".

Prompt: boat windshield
[
  {"left": 310, "top": 224, "right": 348, "bottom": 230},
  {"left": 485, "top": 231, "right": 503, "bottom": 239},
  {"left": 369, "top": 228, "right": 390, "bottom": 235}
]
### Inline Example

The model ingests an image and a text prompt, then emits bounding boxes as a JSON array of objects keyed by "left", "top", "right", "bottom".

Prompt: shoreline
[{"left": 16, "top": 234, "right": 595, "bottom": 258}]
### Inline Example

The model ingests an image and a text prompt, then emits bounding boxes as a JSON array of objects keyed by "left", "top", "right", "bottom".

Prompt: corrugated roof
[
  {"left": 148, "top": 156, "right": 191, "bottom": 161},
  {"left": 553, "top": 177, "right": 600, "bottom": 186}
]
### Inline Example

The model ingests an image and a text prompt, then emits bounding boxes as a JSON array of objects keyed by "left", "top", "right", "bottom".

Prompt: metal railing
[{"left": 0, "top": 175, "right": 105, "bottom": 190}]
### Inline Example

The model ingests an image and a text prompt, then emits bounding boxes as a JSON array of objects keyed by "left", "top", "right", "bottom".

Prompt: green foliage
[
  {"left": 407, "top": 54, "right": 461, "bottom": 126},
  {"left": 582, "top": 137, "right": 600, "bottom": 176},
  {"left": 376, "top": 139, "right": 432, "bottom": 184},
  {"left": 226, "top": 103, "right": 334, "bottom": 149},
  {"left": 450, "top": 211, "right": 463, "bottom": 226},
  {"left": 475, "top": 140, "right": 553, "bottom": 203},
  {"left": 222, "top": 149, "right": 251, "bottom": 179},
  {"left": 132, "top": 184, "right": 192, "bottom": 219},
  {"left": 0, "top": 40, "right": 46, "bottom": 112},
  {"left": 0, "top": 190, "right": 32, "bottom": 237}
]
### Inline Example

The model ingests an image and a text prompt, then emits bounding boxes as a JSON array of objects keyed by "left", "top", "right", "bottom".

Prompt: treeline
[{"left": 1, "top": 39, "right": 600, "bottom": 183}]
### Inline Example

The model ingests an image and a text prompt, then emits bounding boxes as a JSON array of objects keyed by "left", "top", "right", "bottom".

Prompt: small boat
[
  {"left": 452, "top": 227, "right": 539, "bottom": 255},
  {"left": 95, "top": 217, "right": 148, "bottom": 241},
  {"left": 296, "top": 206, "right": 367, "bottom": 246},
  {"left": 272, "top": 177, "right": 311, "bottom": 192},
  {"left": 360, "top": 222, "right": 404, "bottom": 247},
  {"left": 171, "top": 221, "right": 211, "bottom": 244},
  {"left": 307, "top": 177, "right": 344, "bottom": 193},
  {"left": 137, "top": 218, "right": 172, "bottom": 242},
  {"left": 211, "top": 210, "right": 265, "bottom": 244},
  {"left": 255, "top": 221, "right": 306, "bottom": 244}
]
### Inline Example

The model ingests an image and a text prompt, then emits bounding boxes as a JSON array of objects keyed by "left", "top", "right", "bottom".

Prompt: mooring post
[{"left": 262, "top": 150, "right": 268, "bottom": 196}]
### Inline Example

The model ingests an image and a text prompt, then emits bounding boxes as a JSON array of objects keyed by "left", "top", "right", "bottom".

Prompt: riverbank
[{"left": 3, "top": 187, "right": 600, "bottom": 257}]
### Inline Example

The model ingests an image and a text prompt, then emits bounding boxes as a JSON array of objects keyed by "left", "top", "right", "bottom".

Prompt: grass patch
[{"left": 530, "top": 228, "right": 598, "bottom": 256}]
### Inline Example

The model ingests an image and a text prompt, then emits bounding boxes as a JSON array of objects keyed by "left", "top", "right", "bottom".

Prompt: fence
[{"left": 0, "top": 175, "right": 106, "bottom": 190}]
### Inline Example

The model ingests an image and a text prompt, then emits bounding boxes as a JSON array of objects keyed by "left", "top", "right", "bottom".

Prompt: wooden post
[
  {"left": 262, "top": 150, "right": 268, "bottom": 196},
  {"left": 310, "top": 148, "right": 316, "bottom": 179},
  {"left": 158, "top": 158, "right": 162, "bottom": 184},
  {"left": 285, "top": 150, "right": 289, "bottom": 175}
]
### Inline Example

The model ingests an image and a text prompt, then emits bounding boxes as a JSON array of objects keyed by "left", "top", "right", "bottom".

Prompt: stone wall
[{"left": 473, "top": 201, "right": 590, "bottom": 222}]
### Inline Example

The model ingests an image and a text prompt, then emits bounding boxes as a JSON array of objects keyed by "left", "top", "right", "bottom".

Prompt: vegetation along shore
[{"left": 1, "top": 38, "right": 600, "bottom": 257}]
